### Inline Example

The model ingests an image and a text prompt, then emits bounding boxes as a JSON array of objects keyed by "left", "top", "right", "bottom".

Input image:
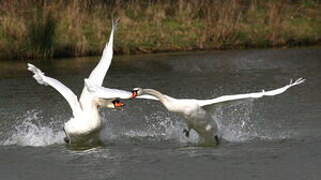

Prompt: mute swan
[
  {"left": 84, "top": 79, "right": 159, "bottom": 101},
  {"left": 130, "top": 78, "right": 305, "bottom": 145},
  {"left": 27, "top": 19, "right": 154, "bottom": 144}
]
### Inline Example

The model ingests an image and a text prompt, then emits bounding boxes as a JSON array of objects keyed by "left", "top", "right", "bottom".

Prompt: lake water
[{"left": 0, "top": 47, "right": 320, "bottom": 180}]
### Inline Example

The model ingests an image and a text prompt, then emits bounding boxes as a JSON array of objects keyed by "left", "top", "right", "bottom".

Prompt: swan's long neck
[
  {"left": 142, "top": 89, "right": 174, "bottom": 109},
  {"left": 142, "top": 89, "right": 165, "bottom": 99}
]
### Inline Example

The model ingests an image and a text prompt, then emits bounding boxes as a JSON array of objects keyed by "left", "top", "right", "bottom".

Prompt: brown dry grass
[{"left": 0, "top": 0, "right": 320, "bottom": 60}]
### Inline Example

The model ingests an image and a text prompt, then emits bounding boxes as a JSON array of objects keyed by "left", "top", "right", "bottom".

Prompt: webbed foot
[{"left": 64, "top": 136, "right": 70, "bottom": 144}]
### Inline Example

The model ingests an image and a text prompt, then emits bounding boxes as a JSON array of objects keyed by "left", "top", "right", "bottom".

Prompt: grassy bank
[{"left": 0, "top": 0, "right": 320, "bottom": 60}]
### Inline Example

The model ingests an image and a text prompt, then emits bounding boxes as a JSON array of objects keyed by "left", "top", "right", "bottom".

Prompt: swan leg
[
  {"left": 215, "top": 135, "right": 219, "bottom": 145},
  {"left": 183, "top": 128, "right": 190, "bottom": 137},
  {"left": 63, "top": 127, "right": 71, "bottom": 144}
]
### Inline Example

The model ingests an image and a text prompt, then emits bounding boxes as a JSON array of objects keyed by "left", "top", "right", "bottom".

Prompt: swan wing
[
  {"left": 87, "top": 18, "right": 119, "bottom": 86},
  {"left": 27, "top": 63, "right": 82, "bottom": 117},
  {"left": 84, "top": 79, "right": 158, "bottom": 100},
  {"left": 197, "top": 78, "right": 305, "bottom": 107}
]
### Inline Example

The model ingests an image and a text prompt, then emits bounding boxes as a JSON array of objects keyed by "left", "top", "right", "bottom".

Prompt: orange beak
[
  {"left": 131, "top": 91, "right": 138, "bottom": 98},
  {"left": 114, "top": 101, "right": 125, "bottom": 108}
]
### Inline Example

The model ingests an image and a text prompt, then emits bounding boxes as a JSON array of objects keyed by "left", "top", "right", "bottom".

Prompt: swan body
[
  {"left": 28, "top": 64, "right": 104, "bottom": 143},
  {"left": 131, "top": 78, "right": 305, "bottom": 145},
  {"left": 27, "top": 19, "right": 145, "bottom": 144}
]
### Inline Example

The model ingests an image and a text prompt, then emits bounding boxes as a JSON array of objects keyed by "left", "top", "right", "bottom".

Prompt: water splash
[
  {"left": 1, "top": 110, "right": 64, "bottom": 146},
  {"left": 135, "top": 113, "right": 199, "bottom": 144},
  {"left": 214, "top": 100, "right": 257, "bottom": 142},
  {"left": 213, "top": 100, "right": 293, "bottom": 142},
  {"left": 98, "top": 100, "right": 289, "bottom": 145},
  {"left": 1, "top": 103, "right": 293, "bottom": 147},
  {"left": 101, "top": 111, "right": 200, "bottom": 145}
]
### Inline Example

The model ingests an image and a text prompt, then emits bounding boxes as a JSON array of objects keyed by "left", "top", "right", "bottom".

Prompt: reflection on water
[{"left": 0, "top": 47, "right": 321, "bottom": 180}]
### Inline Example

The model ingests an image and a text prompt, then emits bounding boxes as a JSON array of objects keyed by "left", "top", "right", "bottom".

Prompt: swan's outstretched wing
[
  {"left": 27, "top": 63, "right": 82, "bottom": 116},
  {"left": 87, "top": 18, "right": 119, "bottom": 86},
  {"left": 84, "top": 79, "right": 158, "bottom": 100},
  {"left": 197, "top": 78, "right": 305, "bottom": 107}
]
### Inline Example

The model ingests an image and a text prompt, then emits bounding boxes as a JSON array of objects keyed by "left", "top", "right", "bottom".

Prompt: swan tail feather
[{"left": 27, "top": 63, "right": 48, "bottom": 86}]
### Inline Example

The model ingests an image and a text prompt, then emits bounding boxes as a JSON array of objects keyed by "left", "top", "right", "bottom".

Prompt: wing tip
[
  {"left": 290, "top": 77, "right": 306, "bottom": 86},
  {"left": 27, "top": 63, "right": 48, "bottom": 85},
  {"left": 112, "top": 17, "right": 120, "bottom": 31}
]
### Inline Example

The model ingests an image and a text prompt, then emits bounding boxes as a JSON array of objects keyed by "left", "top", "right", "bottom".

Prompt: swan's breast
[
  {"left": 64, "top": 97, "right": 102, "bottom": 136},
  {"left": 64, "top": 115, "right": 101, "bottom": 136}
]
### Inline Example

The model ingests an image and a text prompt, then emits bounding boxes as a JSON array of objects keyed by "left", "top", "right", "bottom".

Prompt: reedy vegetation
[{"left": 0, "top": 0, "right": 320, "bottom": 60}]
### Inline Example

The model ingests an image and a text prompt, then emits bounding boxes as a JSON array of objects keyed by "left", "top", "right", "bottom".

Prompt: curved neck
[
  {"left": 142, "top": 89, "right": 183, "bottom": 113},
  {"left": 142, "top": 89, "right": 171, "bottom": 103}
]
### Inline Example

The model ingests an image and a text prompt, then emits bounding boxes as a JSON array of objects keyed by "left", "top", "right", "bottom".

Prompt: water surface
[{"left": 0, "top": 48, "right": 321, "bottom": 180}]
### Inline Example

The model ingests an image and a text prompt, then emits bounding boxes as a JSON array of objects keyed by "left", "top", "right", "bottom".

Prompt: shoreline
[
  {"left": 3, "top": 45, "right": 321, "bottom": 62},
  {"left": 3, "top": 36, "right": 320, "bottom": 61}
]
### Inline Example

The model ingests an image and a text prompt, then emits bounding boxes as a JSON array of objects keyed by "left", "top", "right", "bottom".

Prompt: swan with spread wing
[
  {"left": 27, "top": 20, "right": 154, "bottom": 144},
  {"left": 129, "top": 78, "right": 305, "bottom": 145}
]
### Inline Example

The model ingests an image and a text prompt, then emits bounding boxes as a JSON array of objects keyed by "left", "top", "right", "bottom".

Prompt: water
[{"left": 0, "top": 47, "right": 321, "bottom": 180}]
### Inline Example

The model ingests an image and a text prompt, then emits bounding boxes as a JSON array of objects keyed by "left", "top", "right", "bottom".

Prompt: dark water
[{"left": 0, "top": 48, "right": 321, "bottom": 180}]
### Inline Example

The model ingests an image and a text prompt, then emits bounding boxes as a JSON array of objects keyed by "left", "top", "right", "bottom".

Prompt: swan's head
[
  {"left": 112, "top": 99, "right": 125, "bottom": 108},
  {"left": 131, "top": 88, "right": 143, "bottom": 98}
]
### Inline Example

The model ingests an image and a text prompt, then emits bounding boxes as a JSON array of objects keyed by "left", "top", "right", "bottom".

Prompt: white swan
[
  {"left": 27, "top": 20, "right": 154, "bottom": 144},
  {"left": 130, "top": 78, "right": 305, "bottom": 145},
  {"left": 84, "top": 79, "right": 158, "bottom": 101}
]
